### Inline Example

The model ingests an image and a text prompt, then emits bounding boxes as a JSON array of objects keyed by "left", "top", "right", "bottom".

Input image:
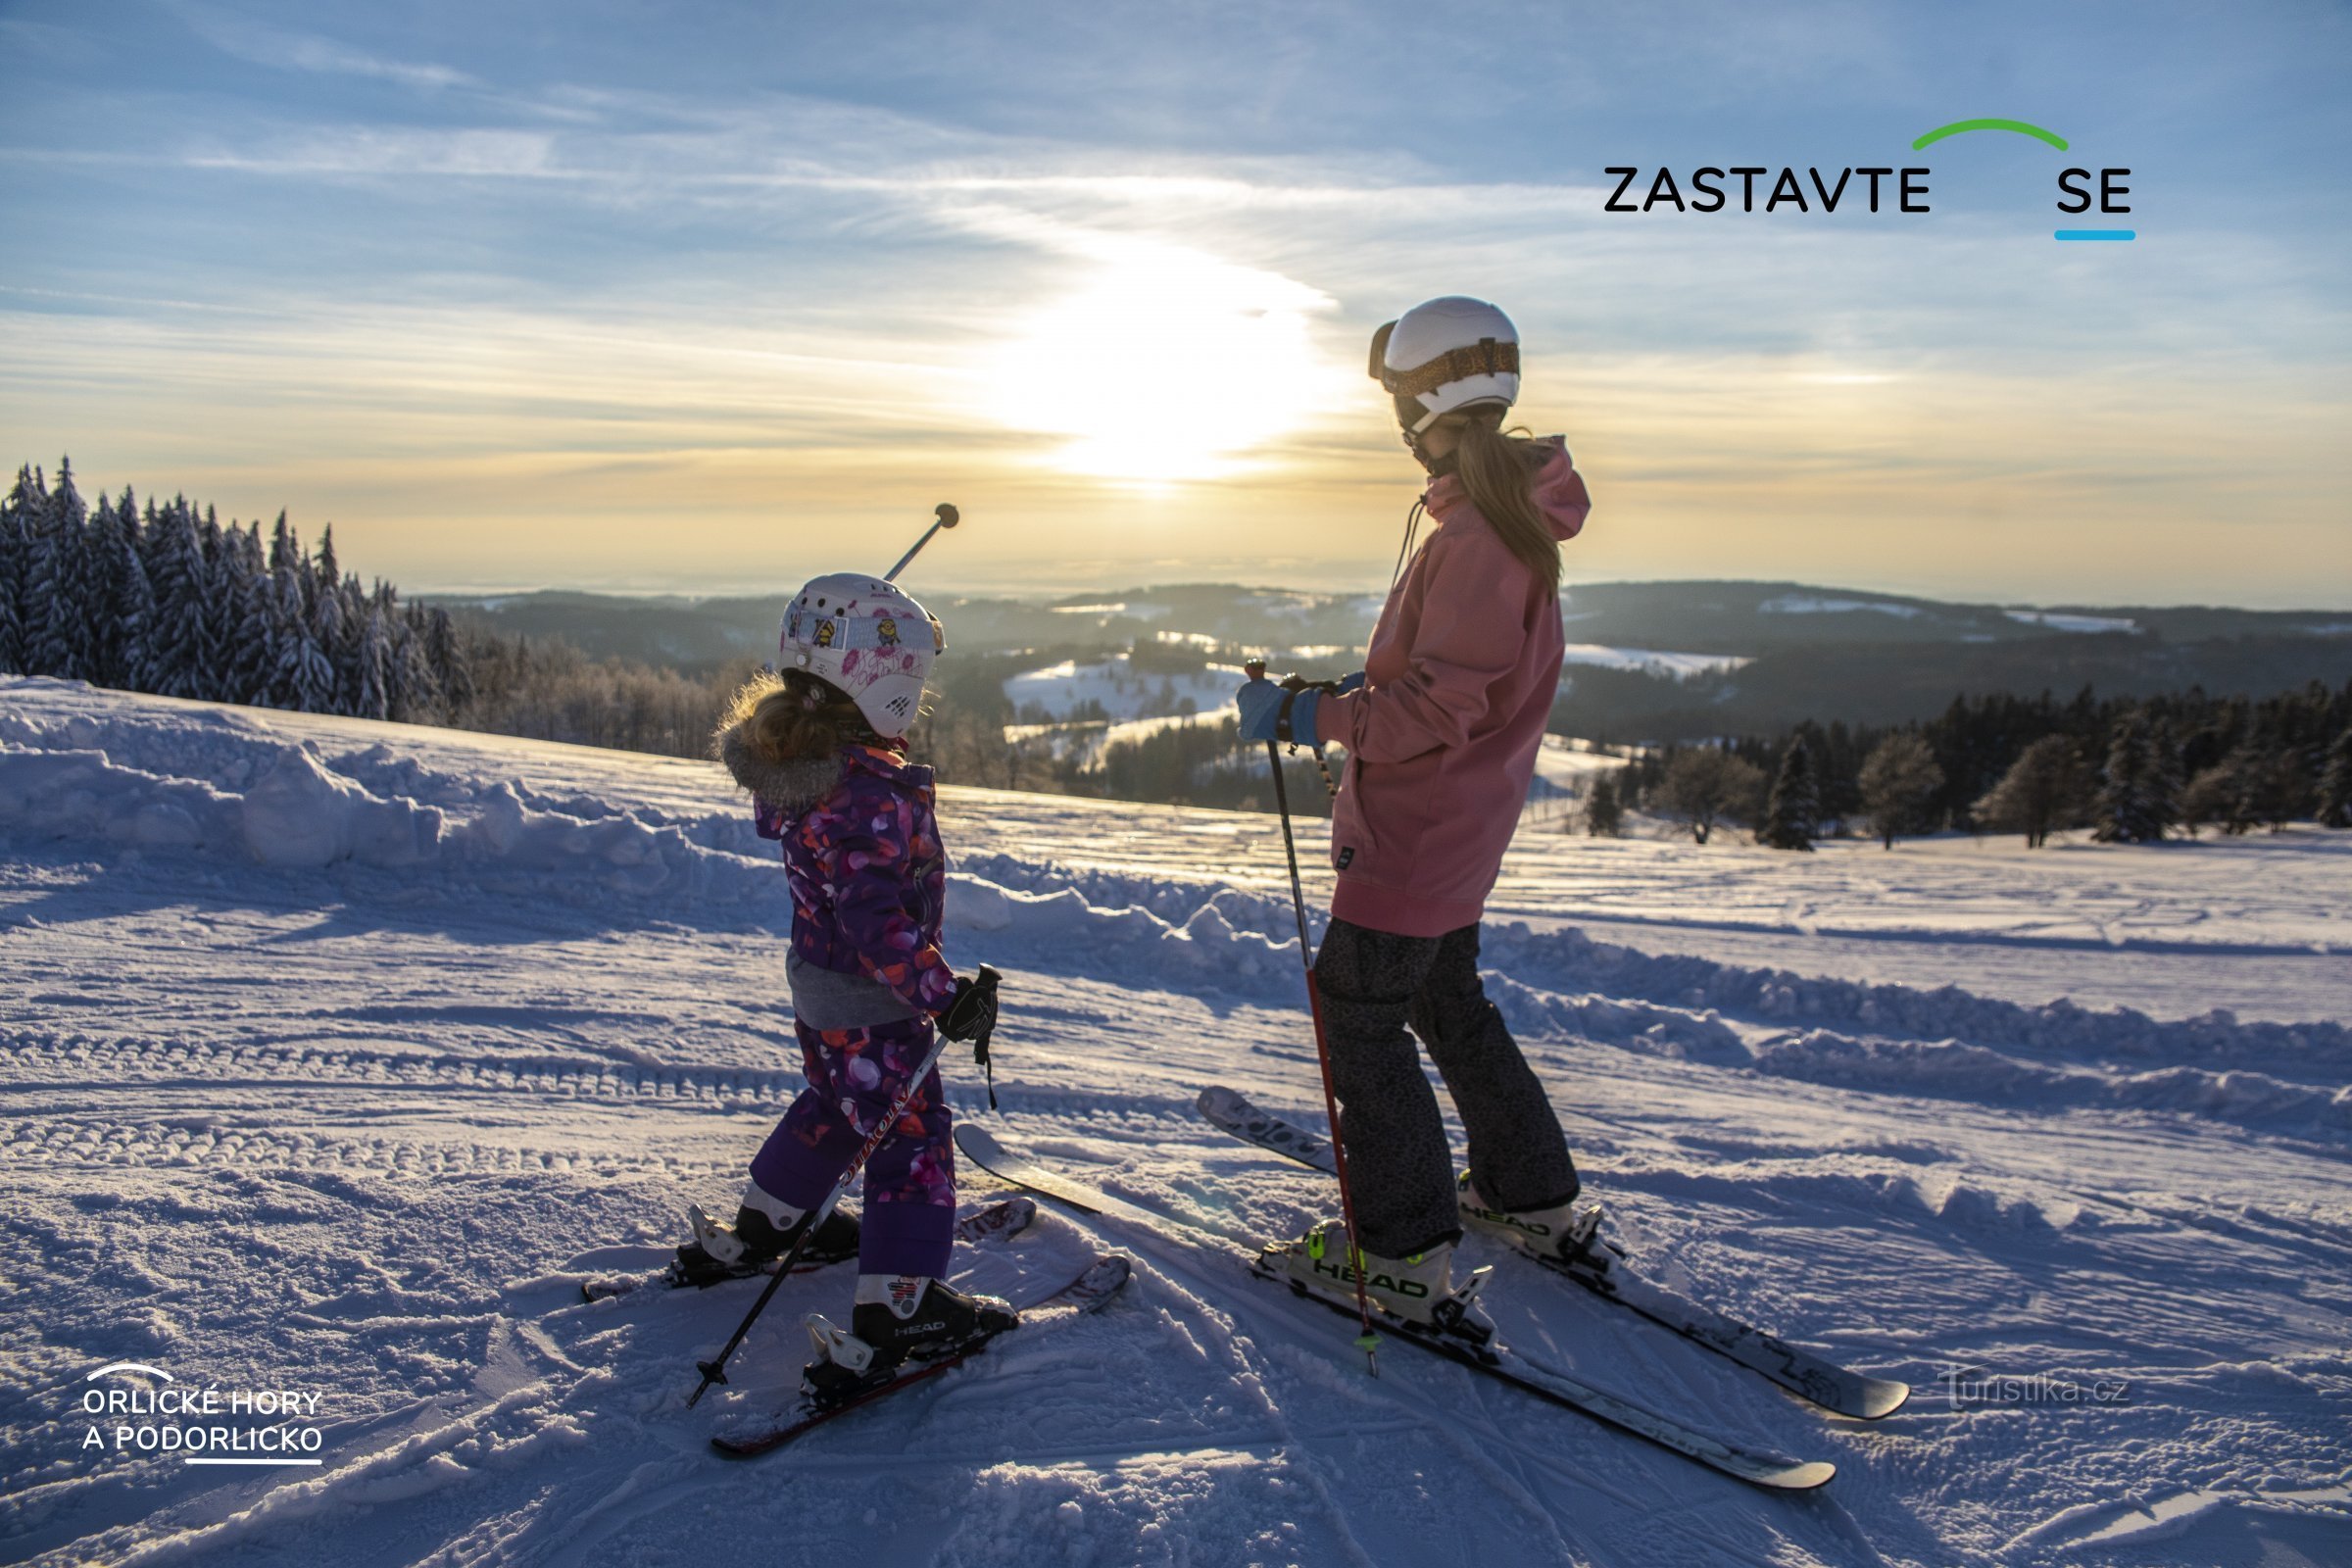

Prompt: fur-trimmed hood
[{"left": 712, "top": 716, "right": 846, "bottom": 817}]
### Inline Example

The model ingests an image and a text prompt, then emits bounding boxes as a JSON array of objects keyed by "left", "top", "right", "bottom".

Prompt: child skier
[
  {"left": 1236, "top": 296, "right": 1594, "bottom": 1338},
  {"left": 685, "top": 572, "right": 1011, "bottom": 1392}
]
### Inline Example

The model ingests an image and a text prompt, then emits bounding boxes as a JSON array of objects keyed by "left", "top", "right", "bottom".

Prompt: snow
[
  {"left": 4, "top": 676, "right": 2350, "bottom": 1567},
  {"left": 2004, "top": 610, "right": 2141, "bottom": 635},
  {"left": 1757, "top": 595, "right": 1923, "bottom": 618},
  {"left": 1004, "top": 657, "right": 1243, "bottom": 722},
  {"left": 1559, "top": 644, "right": 1752, "bottom": 678}
]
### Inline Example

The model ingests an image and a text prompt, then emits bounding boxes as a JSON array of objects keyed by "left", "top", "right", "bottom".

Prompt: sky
[{"left": 2, "top": 0, "right": 2348, "bottom": 607}]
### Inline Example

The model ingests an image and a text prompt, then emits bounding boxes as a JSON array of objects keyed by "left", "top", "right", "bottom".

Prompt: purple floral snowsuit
[{"left": 746, "top": 743, "right": 961, "bottom": 1278}]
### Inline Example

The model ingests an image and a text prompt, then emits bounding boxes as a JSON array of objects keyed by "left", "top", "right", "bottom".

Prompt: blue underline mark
[{"left": 2055, "top": 229, "right": 2136, "bottom": 241}]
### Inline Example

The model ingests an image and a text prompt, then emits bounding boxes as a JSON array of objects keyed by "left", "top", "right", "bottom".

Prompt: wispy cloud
[{"left": 167, "top": 2, "right": 480, "bottom": 91}]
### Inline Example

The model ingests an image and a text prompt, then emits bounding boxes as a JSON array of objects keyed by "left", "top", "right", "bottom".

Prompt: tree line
[
  {"left": 1603, "top": 680, "right": 2352, "bottom": 849},
  {"left": 0, "top": 459, "right": 757, "bottom": 756},
  {"left": 20, "top": 456, "right": 2339, "bottom": 843},
  {"left": 0, "top": 460, "right": 1290, "bottom": 801}
]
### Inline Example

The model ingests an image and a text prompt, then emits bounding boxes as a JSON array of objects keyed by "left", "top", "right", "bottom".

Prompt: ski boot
[
  {"left": 800, "top": 1276, "right": 1019, "bottom": 1407},
  {"left": 670, "top": 1186, "right": 860, "bottom": 1289},
  {"left": 1262, "top": 1221, "right": 1495, "bottom": 1350},
  {"left": 1456, "top": 1172, "right": 1603, "bottom": 1265}
]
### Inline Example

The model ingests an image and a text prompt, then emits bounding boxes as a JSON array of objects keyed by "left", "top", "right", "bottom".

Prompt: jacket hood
[
  {"left": 840, "top": 741, "right": 931, "bottom": 790},
  {"left": 713, "top": 718, "right": 846, "bottom": 816},
  {"left": 1425, "top": 436, "right": 1588, "bottom": 543}
]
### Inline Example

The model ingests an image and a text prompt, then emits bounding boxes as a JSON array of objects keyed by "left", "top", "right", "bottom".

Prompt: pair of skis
[
  {"left": 661, "top": 1194, "right": 1131, "bottom": 1456},
  {"left": 954, "top": 1120, "right": 1855, "bottom": 1494},
  {"left": 1197, "top": 1085, "right": 1911, "bottom": 1422},
  {"left": 710, "top": 1251, "right": 1132, "bottom": 1458}
]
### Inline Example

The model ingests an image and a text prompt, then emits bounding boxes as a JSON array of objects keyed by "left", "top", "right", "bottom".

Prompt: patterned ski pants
[
  {"left": 748, "top": 1016, "right": 956, "bottom": 1278},
  {"left": 1314, "top": 918, "right": 1579, "bottom": 1259}
]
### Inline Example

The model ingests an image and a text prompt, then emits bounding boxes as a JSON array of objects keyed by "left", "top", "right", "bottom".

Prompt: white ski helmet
[
  {"left": 778, "top": 572, "right": 945, "bottom": 739},
  {"left": 1369, "top": 296, "right": 1520, "bottom": 434}
]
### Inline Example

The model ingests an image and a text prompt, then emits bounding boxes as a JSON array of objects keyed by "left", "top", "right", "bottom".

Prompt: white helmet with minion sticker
[{"left": 779, "top": 572, "right": 944, "bottom": 739}]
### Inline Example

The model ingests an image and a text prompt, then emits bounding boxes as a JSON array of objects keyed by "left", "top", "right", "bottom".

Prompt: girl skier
[
  {"left": 1236, "top": 296, "right": 1594, "bottom": 1332},
  {"left": 685, "top": 572, "right": 1011, "bottom": 1388}
]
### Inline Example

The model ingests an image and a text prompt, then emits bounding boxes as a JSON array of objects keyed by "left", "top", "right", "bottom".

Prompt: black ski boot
[
  {"left": 800, "top": 1277, "right": 1019, "bottom": 1406},
  {"left": 670, "top": 1201, "right": 860, "bottom": 1289}
]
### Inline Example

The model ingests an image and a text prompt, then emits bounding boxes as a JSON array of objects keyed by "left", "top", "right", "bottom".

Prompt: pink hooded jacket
[{"left": 1314, "top": 440, "right": 1590, "bottom": 938}]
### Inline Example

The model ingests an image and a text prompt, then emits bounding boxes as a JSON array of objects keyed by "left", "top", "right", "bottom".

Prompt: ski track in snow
[{"left": 3, "top": 676, "right": 2350, "bottom": 1567}]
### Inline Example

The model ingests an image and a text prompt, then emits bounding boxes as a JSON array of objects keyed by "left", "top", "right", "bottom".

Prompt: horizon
[
  {"left": 4, "top": 2, "right": 2348, "bottom": 609},
  {"left": 401, "top": 569, "right": 2352, "bottom": 618}
]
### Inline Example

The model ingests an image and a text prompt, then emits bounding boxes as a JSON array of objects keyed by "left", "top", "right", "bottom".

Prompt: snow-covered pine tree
[
  {"left": 144, "top": 500, "right": 209, "bottom": 699},
  {"left": 355, "top": 601, "right": 392, "bottom": 720},
  {"left": 227, "top": 523, "right": 276, "bottom": 706},
  {"left": 84, "top": 493, "right": 126, "bottom": 686},
  {"left": 2319, "top": 726, "right": 2352, "bottom": 830},
  {"left": 421, "top": 605, "right": 473, "bottom": 716},
  {"left": 34, "top": 459, "right": 99, "bottom": 682},
  {"left": 304, "top": 527, "right": 352, "bottom": 714},
  {"left": 268, "top": 511, "right": 296, "bottom": 577},
  {"left": 22, "top": 483, "right": 81, "bottom": 682},
  {"left": 274, "top": 544, "right": 335, "bottom": 713},
  {"left": 0, "top": 483, "right": 24, "bottom": 673},
  {"left": 1759, "top": 737, "right": 1819, "bottom": 850},
  {"left": 265, "top": 520, "right": 304, "bottom": 708},
  {"left": 6, "top": 466, "right": 53, "bottom": 675},
  {"left": 336, "top": 572, "right": 369, "bottom": 715},
  {"left": 102, "top": 500, "right": 157, "bottom": 692},
  {"left": 192, "top": 505, "right": 236, "bottom": 703},
  {"left": 2093, "top": 711, "right": 2167, "bottom": 843},
  {"left": 384, "top": 594, "right": 433, "bottom": 722}
]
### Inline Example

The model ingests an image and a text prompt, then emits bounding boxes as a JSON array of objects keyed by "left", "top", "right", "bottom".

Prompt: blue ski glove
[
  {"left": 1335, "top": 670, "right": 1366, "bottom": 695},
  {"left": 1235, "top": 677, "right": 1320, "bottom": 746}
]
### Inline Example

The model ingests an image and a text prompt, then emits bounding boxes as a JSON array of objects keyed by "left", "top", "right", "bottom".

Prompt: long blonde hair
[
  {"left": 717, "top": 668, "right": 879, "bottom": 765},
  {"left": 1447, "top": 410, "right": 1560, "bottom": 594}
]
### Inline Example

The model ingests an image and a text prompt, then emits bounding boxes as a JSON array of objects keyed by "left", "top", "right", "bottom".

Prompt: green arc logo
[{"left": 1912, "top": 119, "right": 2070, "bottom": 152}]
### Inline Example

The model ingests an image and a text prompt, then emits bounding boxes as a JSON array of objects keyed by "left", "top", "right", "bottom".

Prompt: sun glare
[{"left": 986, "top": 245, "right": 1338, "bottom": 484}]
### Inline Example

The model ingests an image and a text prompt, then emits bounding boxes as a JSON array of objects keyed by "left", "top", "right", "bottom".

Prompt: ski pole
[
  {"left": 884, "top": 503, "right": 960, "bottom": 582},
  {"left": 1245, "top": 660, "right": 1381, "bottom": 1376},
  {"left": 686, "top": 967, "right": 998, "bottom": 1408}
]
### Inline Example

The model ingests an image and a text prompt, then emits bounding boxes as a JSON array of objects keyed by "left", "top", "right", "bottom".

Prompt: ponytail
[{"left": 1449, "top": 411, "right": 1560, "bottom": 595}]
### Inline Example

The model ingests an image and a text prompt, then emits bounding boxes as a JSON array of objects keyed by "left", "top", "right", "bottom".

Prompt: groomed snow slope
[{"left": 2, "top": 677, "right": 2348, "bottom": 1568}]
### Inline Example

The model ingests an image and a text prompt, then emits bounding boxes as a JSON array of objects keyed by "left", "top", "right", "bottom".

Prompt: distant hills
[{"left": 426, "top": 580, "right": 2352, "bottom": 743}]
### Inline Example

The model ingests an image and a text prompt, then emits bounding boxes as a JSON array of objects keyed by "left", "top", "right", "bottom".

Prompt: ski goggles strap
[{"left": 1376, "top": 336, "right": 1519, "bottom": 399}]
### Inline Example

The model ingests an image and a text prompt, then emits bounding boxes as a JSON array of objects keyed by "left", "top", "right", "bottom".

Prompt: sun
[{"left": 986, "top": 244, "right": 1338, "bottom": 484}]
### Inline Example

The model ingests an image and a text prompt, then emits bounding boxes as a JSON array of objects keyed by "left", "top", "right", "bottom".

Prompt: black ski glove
[
  {"left": 939, "top": 966, "right": 1000, "bottom": 1044},
  {"left": 940, "top": 964, "right": 1002, "bottom": 1109}
]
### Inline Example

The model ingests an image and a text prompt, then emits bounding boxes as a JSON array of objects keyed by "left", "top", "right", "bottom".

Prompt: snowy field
[
  {"left": 1004, "top": 657, "right": 1246, "bottom": 722},
  {"left": 3, "top": 677, "right": 2349, "bottom": 1568}
]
